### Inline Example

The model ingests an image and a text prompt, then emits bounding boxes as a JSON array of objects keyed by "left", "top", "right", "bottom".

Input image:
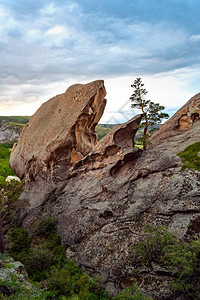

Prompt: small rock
[
  {"left": 0, "top": 268, "right": 11, "bottom": 280},
  {"left": 151, "top": 262, "right": 171, "bottom": 275},
  {"left": 12, "top": 261, "right": 25, "bottom": 271},
  {"left": 138, "top": 267, "right": 149, "bottom": 274},
  {"left": 5, "top": 176, "right": 20, "bottom": 183}
]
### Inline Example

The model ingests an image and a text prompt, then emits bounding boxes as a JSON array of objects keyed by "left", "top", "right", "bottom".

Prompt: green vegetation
[
  {"left": 132, "top": 226, "right": 176, "bottom": 268},
  {"left": 0, "top": 171, "right": 149, "bottom": 299},
  {"left": 0, "top": 147, "right": 15, "bottom": 183},
  {"left": 5, "top": 122, "right": 24, "bottom": 128},
  {"left": 0, "top": 253, "right": 52, "bottom": 300},
  {"left": 177, "top": 142, "right": 200, "bottom": 171},
  {"left": 0, "top": 143, "right": 14, "bottom": 149},
  {"left": 5, "top": 214, "right": 109, "bottom": 299},
  {"left": 0, "top": 116, "right": 30, "bottom": 125},
  {"left": 131, "top": 225, "right": 200, "bottom": 299},
  {"left": 113, "top": 285, "right": 152, "bottom": 300},
  {"left": 96, "top": 126, "right": 111, "bottom": 141}
]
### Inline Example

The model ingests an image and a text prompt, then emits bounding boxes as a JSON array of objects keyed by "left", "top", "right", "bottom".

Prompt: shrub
[
  {"left": 163, "top": 238, "right": 200, "bottom": 298},
  {"left": 33, "top": 215, "right": 57, "bottom": 237},
  {"left": 131, "top": 225, "right": 200, "bottom": 299},
  {"left": 131, "top": 226, "right": 177, "bottom": 267},
  {"left": 113, "top": 285, "right": 152, "bottom": 300},
  {"left": 47, "top": 261, "right": 108, "bottom": 299},
  {"left": 9, "top": 227, "right": 29, "bottom": 254},
  {"left": 26, "top": 246, "right": 54, "bottom": 281}
]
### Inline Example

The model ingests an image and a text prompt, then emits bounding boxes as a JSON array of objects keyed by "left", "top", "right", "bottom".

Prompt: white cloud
[
  {"left": 190, "top": 34, "right": 200, "bottom": 42},
  {"left": 100, "top": 72, "right": 194, "bottom": 123},
  {"left": 0, "top": 0, "right": 200, "bottom": 120},
  {"left": 39, "top": 2, "right": 59, "bottom": 16},
  {"left": 0, "top": 67, "right": 198, "bottom": 123},
  {"left": 46, "top": 25, "right": 68, "bottom": 36}
]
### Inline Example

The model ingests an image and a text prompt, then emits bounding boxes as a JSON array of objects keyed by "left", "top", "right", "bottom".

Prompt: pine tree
[{"left": 130, "top": 78, "right": 169, "bottom": 150}]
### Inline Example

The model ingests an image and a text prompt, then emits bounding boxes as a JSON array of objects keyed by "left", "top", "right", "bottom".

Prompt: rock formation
[
  {"left": 0, "top": 120, "right": 22, "bottom": 145},
  {"left": 10, "top": 80, "right": 106, "bottom": 205},
  {"left": 10, "top": 84, "right": 200, "bottom": 298},
  {"left": 150, "top": 92, "right": 200, "bottom": 151}
]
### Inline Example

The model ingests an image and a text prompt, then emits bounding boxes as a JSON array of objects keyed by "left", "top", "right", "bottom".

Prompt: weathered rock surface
[
  {"left": 10, "top": 80, "right": 106, "bottom": 205},
  {"left": 150, "top": 91, "right": 200, "bottom": 149},
  {"left": 10, "top": 84, "right": 200, "bottom": 298}
]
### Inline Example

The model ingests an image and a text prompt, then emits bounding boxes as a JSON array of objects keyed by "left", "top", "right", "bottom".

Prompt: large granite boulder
[
  {"left": 10, "top": 84, "right": 200, "bottom": 298},
  {"left": 10, "top": 80, "right": 107, "bottom": 205}
]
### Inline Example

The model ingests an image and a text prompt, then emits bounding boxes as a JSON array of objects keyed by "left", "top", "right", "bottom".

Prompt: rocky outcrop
[
  {"left": 0, "top": 121, "right": 23, "bottom": 145},
  {"left": 150, "top": 92, "right": 200, "bottom": 149},
  {"left": 10, "top": 80, "right": 107, "bottom": 205},
  {"left": 0, "top": 255, "right": 31, "bottom": 297},
  {"left": 0, "top": 255, "right": 45, "bottom": 298},
  {"left": 10, "top": 83, "right": 200, "bottom": 298}
]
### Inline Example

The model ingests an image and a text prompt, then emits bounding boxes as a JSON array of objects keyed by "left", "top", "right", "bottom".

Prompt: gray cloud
[{"left": 1, "top": 0, "right": 200, "bottom": 113}]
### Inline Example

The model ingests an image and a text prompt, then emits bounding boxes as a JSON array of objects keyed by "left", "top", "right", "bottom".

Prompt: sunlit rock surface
[
  {"left": 10, "top": 80, "right": 106, "bottom": 205},
  {"left": 150, "top": 92, "right": 200, "bottom": 152},
  {"left": 10, "top": 83, "right": 200, "bottom": 298}
]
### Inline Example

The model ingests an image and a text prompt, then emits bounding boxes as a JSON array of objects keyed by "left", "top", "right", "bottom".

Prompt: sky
[{"left": 1, "top": 0, "right": 200, "bottom": 123}]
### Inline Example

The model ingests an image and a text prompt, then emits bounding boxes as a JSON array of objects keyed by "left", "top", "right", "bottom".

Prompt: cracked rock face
[{"left": 10, "top": 85, "right": 200, "bottom": 298}]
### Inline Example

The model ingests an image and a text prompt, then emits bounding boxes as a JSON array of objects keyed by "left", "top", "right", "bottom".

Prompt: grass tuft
[{"left": 177, "top": 142, "right": 200, "bottom": 171}]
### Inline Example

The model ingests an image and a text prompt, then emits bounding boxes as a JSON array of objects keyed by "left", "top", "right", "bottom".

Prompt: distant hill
[
  {"left": 0, "top": 116, "right": 160, "bottom": 145},
  {"left": 0, "top": 116, "right": 30, "bottom": 125},
  {"left": 0, "top": 117, "right": 31, "bottom": 147},
  {"left": 0, "top": 116, "right": 116, "bottom": 144}
]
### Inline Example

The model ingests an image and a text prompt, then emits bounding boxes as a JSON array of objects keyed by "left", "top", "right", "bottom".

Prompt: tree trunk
[
  {"left": 143, "top": 127, "right": 147, "bottom": 150},
  {"left": 143, "top": 116, "right": 148, "bottom": 150}
]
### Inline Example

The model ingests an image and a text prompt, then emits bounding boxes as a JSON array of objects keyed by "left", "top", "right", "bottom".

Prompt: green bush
[
  {"left": 113, "top": 285, "right": 152, "bottom": 300},
  {"left": 33, "top": 215, "right": 57, "bottom": 237},
  {"left": 131, "top": 225, "right": 200, "bottom": 299},
  {"left": 26, "top": 246, "right": 54, "bottom": 281},
  {"left": 47, "top": 261, "right": 108, "bottom": 300},
  {"left": 177, "top": 142, "right": 200, "bottom": 171},
  {"left": 163, "top": 238, "right": 200, "bottom": 298},
  {"left": 131, "top": 226, "right": 177, "bottom": 267},
  {"left": 9, "top": 227, "right": 29, "bottom": 254},
  {"left": 6, "top": 213, "right": 109, "bottom": 298}
]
